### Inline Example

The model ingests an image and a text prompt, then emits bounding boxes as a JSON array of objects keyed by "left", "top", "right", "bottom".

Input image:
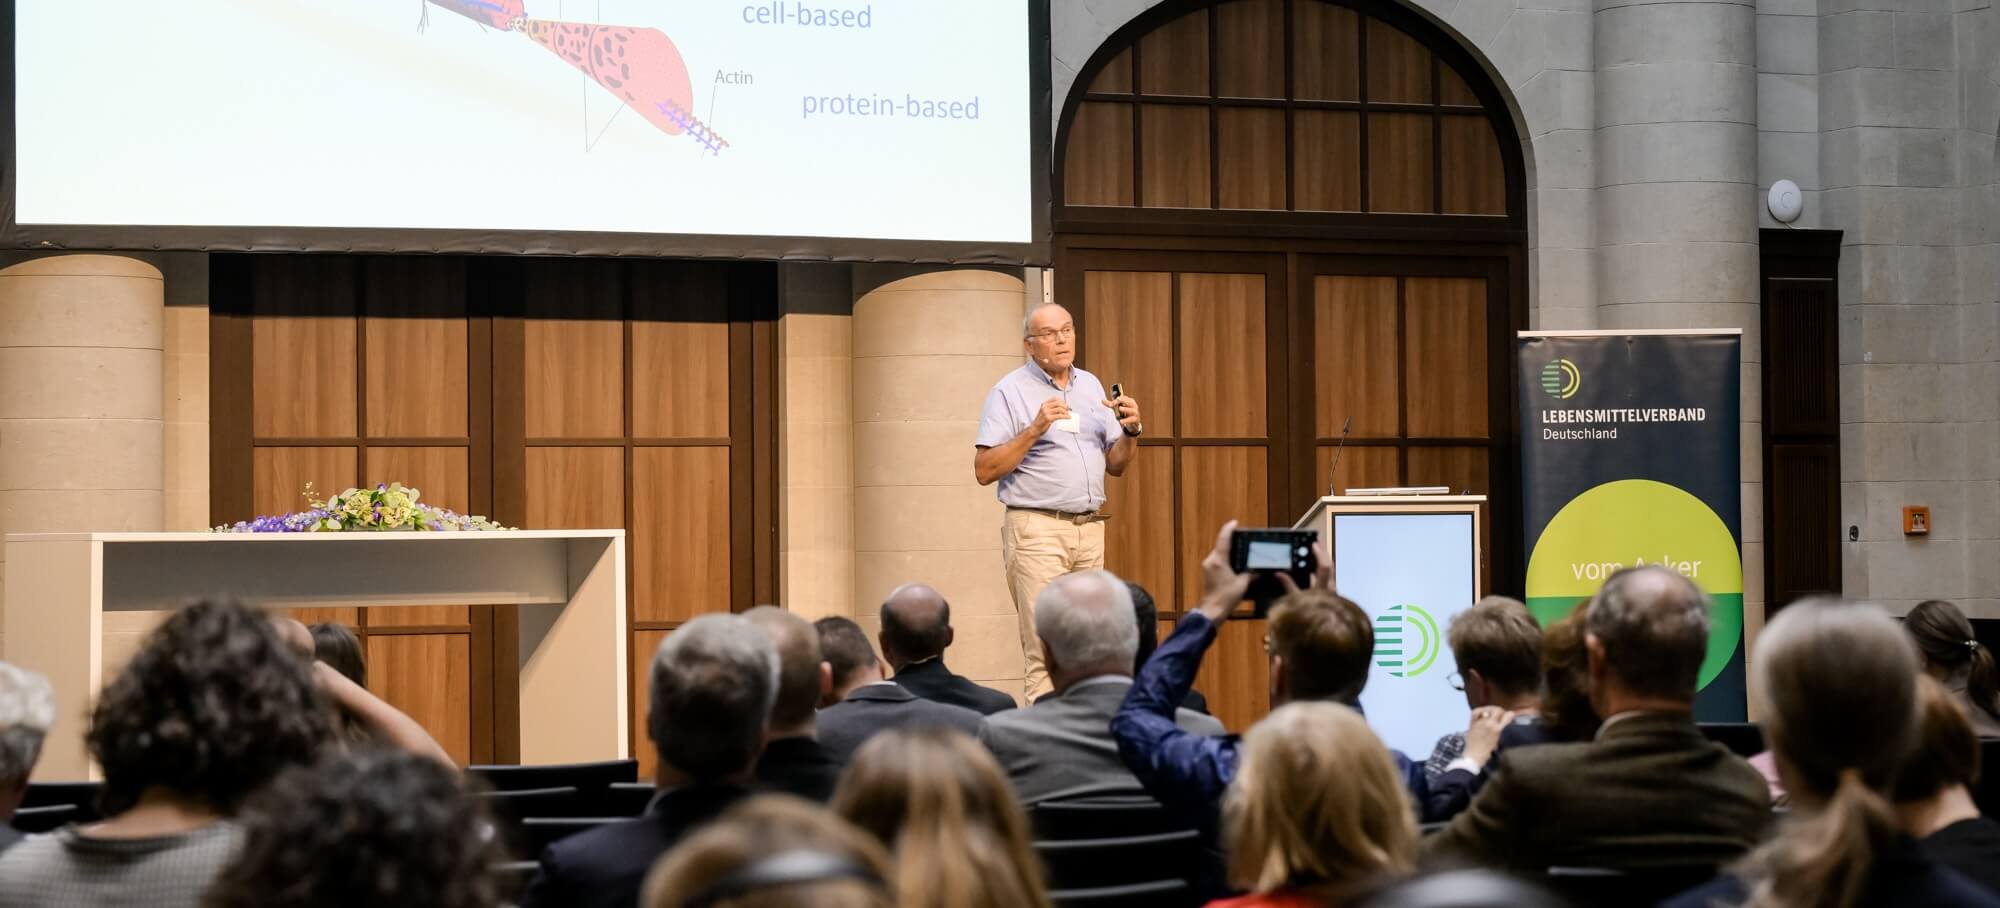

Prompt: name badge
[{"left": 1052, "top": 414, "right": 1081, "bottom": 434}]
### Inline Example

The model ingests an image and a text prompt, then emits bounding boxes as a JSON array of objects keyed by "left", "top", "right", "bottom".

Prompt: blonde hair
[
  {"left": 830, "top": 727, "right": 1051, "bottom": 908},
  {"left": 643, "top": 795, "right": 892, "bottom": 908},
  {"left": 1223, "top": 702, "right": 1417, "bottom": 898},
  {"left": 1740, "top": 599, "right": 1920, "bottom": 908}
]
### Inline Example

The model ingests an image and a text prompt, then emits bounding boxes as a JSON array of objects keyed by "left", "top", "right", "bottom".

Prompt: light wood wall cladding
[
  {"left": 633, "top": 447, "right": 731, "bottom": 623},
  {"left": 523, "top": 261, "right": 624, "bottom": 440},
  {"left": 1293, "top": 112, "right": 1363, "bottom": 212},
  {"left": 1404, "top": 277, "right": 1488, "bottom": 439},
  {"left": 525, "top": 447, "right": 626, "bottom": 529},
  {"left": 1440, "top": 66, "right": 1480, "bottom": 107},
  {"left": 1316, "top": 444, "right": 1400, "bottom": 496},
  {"left": 1218, "top": 109, "right": 1287, "bottom": 210},
  {"left": 1178, "top": 274, "right": 1267, "bottom": 438},
  {"left": 365, "top": 445, "right": 473, "bottom": 626},
  {"left": 1141, "top": 106, "right": 1211, "bottom": 208},
  {"left": 1179, "top": 447, "right": 1268, "bottom": 602},
  {"left": 1442, "top": 116, "right": 1507, "bottom": 216},
  {"left": 1293, "top": 3, "right": 1360, "bottom": 101},
  {"left": 1064, "top": 104, "right": 1136, "bottom": 207},
  {"left": 1217, "top": 0, "right": 1285, "bottom": 99},
  {"left": 1173, "top": 617, "right": 1271, "bottom": 733},
  {"left": 1138, "top": 12, "right": 1209, "bottom": 96},
  {"left": 632, "top": 321, "right": 730, "bottom": 438},
  {"left": 631, "top": 629, "right": 670, "bottom": 779},
  {"left": 1091, "top": 47, "right": 1134, "bottom": 93},
  {"left": 1315, "top": 276, "right": 1399, "bottom": 438},
  {"left": 1367, "top": 113, "right": 1435, "bottom": 214},
  {"left": 250, "top": 445, "right": 361, "bottom": 627},
  {"left": 1083, "top": 271, "right": 1175, "bottom": 436},
  {"left": 1407, "top": 446, "right": 1490, "bottom": 497},
  {"left": 1105, "top": 445, "right": 1178, "bottom": 609},
  {"left": 368, "top": 633, "right": 473, "bottom": 765},
  {"left": 253, "top": 317, "right": 357, "bottom": 439},
  {"left": 1366, "top": 18, "right": 1432, "bottom": 104},
  {"left": 364, "top": 258, "right": 469, "bottom": 438}
]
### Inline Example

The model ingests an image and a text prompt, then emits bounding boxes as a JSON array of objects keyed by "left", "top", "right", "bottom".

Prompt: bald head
[
  {"left": 743, "top": 606, "right": 828, "bottom": 735},
  {"left": 1035, "top": 570, "right": 1138, "bottom": 692},
  {"left": 1022, "top": 303, "right": 1077, "bottom": 375},
  {"left": 1585, "top": 565, "right": 1712, "bottom": 704},
  {"left": 879, "top": 583, "right": 953, "bottom": 669}
]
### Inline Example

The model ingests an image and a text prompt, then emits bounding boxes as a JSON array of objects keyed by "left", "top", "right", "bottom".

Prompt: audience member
[
  {"left": 310, "top": 621, "right": 366, "bottom": 687},
  {"left": 1534, "top": 608, "right": 1601, "bottom": 743},
  {"left": 832, "top": 726, "right": 1051, "bottom": 908},
  {"left": 1421, "top": 597, "right": 1541, "bottom": 820},
  {"left": 1904, "top": 599, "right": 2000, "bottom": 737},
  {"left": 641, "top": 796, "right": 893, "bottom": 908},
  {"left": 521, "top": 613, "right": 776, "bottom": 908},
  {"left": 0, "top": 600, "right": 333, "bottom": 908},
  {"left": 982, "top": 570, "right": 1222, "bottom": 803},
  {"left": 204, "top": 748, "right": 508, "bottom": 908},
  {"left": 1212, "top": 702, "right": 1417, "bottom": 908},
  {"left": 743, "top": 606, "right": 841, "bottom": 802},
  {"left": 1111, "top": 521, "right": 1429, "bottom": 843},
  {"left": 0, "top": 661, "right": 55, "bottom": 854},
  {"left": 272, "top": 616, "right": 316, "bottom": 661},
  {"left": 1667, "top": 600, "right": 2000, "bottom": 908},
  {"left": 813, "top": 616, "right": 984, "bottom": 764},
  {"left": 1128, "top": 580, "right": 1209, "bottom": 714},
  {"left": 880, "top": 584, "right": 1017, "bottom": 715},
  {"left": 1425, "top": 566, "right": 1770, "bottom": 872},
  {"left": 1895, "top": 675, "right": 2000, "bottom": 894}
]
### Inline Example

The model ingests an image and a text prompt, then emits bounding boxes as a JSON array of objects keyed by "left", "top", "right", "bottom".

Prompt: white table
[{"left": 3, "top": 530, "right": 627, "bottom": 778}]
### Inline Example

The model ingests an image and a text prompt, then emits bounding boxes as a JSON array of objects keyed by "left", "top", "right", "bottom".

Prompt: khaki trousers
[{"left": 1002, "top": 508, "right": 1107, "bottom": 701}]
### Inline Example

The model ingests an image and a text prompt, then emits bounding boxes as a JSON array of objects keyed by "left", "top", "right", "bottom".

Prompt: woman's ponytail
[
  {"left": 1746, "top": 770, "right": 1900, "bottom": 908},
  {"left": 1967, "top": 639, "right": 2000, "bottom": 722}
]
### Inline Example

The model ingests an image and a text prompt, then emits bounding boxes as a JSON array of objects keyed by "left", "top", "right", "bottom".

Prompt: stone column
[
  {"left": 850, "top": 268, "right": 1025, "bottom": 703},
  {"left": 0, "top": 255, "right": 165, "bottom": 653}
]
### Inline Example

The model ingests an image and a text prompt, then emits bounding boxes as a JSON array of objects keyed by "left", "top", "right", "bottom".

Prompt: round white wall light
[{"left": 1767, "top": 180, "right": 1803, "bottom": 223}]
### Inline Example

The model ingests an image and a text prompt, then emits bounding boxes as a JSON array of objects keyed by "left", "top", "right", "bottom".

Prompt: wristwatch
[{"left": 1122, "top": 422, "right": 1144, "bottom": 438}]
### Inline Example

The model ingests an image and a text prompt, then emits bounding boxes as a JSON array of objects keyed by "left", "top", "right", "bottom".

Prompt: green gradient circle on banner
[{"left": 1524, "top": 479, "right": 1744, "bottom": 690}]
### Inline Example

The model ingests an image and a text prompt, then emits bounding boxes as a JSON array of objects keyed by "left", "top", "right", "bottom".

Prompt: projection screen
[{"left": 1, "top": 0, "right": 1049, "bottom": 262}]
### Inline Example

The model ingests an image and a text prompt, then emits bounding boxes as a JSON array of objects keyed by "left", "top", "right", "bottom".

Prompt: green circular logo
[
  {"left": 1373, "top": 603, "right": 1441, "bottom": 678},
  {"left": 1540, "top": 359, "right": 1581, "bottom": 399},
  {"left": 1525, "top": 479, "right": 1743, "bottom": 690}
]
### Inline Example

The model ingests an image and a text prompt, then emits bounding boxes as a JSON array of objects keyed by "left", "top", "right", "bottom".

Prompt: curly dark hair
[
  {"left": 87, "top": 599, "right": 334, "bottom": 816},
  {"left": 205, "top": 748, "right": 509, "bottom": 908}
]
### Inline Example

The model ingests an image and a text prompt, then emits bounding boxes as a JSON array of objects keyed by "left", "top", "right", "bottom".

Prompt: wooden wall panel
[
  {"left": 364, "top": 446, "right": 472, "bottom": 627},
  {"left": 365, "top": 316, "right": 468, "bottom": 438},
  {"left": 1104, "top": 445, "right": 1177, "bottom": 609},
  {"left": 1293, "top": 2, "right": 1359, "bottom": 101},
  {"left": 1218, "top": 108, "right": 1287, "bottom": 210},
  {"left": 1314, "top": 276, "right": 1399, "bottom": 438},
  {"left": 525, "top": 448, "right": 626, "bottom": 529},
  {"left": 1064, "top": 103, "right": 1136, "bottom": 207},
  {"left": 1404, "top": 278, "right": 1488, "bottom": 438},
  {"left": 1090, "top": 47, "right": 1134, "bottom": 93},
  {"left": 1440, "top": 66, "right": 1480, "bottom": 106},
  {"left": 1368, "top": 114, "right": 1435, "bottom": 213},
  {"left": 1366, "top": 18, "right": 1432, "bottom": 104},
  {"left": 1293, "top": 112, "right": 1363, "bottom": 212},
  {"left": 1217, "top": 0, "right": 1284, "bottom": 99},
  {"left": 631, "top": 629, "right": 670, "bottom": 779},
  {"left": 632, "top": 447, "right": 731, "bottom": 623},
  {"left": 1186, "top": 617, "right": 1270, "bottom": 733},
  {"left": 1179, "top": 447, "right": 1268, "bottom": 602},
  {"left": 1083, "top": 271, "right": 1176, "bottom": 436},
  {"left": 1137, "top": 11, "right": 1210, "bottom": 96},
  {"left": 367, "top": 633, "right": 473, "bottom": 766},
  {"left": 1316, "top": 445, "right": 1401, "bottom": 496},
  {"left": 1141, "top": 106, "right": 1212, "bottom": 209},
  {"left": 254, "top": 446, "right": 357, "bottom": 515},
  {"left": 1441, "top": 116, "right": 1507, "bottom": 216},
  {"left": 1178, "top": 274, "right": 1267, "bottom": 437},
  {"left": 1406, "top": 446, "right": 1490, "bottom": 497},
  {"left": 525, "top": 319, "right": 624, "bottom": 439},
  {"left": 632, "top": 321, "right": 730, "bottom": 438},
  {"left": 253, "top": 316, "right": 357, "bottom": 438}
]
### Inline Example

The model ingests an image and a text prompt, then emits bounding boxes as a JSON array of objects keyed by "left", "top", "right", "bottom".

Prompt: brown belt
[{"left": 1008, "top": 506, "right": 1103, "bottom": 524}]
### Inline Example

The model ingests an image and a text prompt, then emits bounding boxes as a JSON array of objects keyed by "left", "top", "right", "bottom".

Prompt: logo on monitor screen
[
  {"left": 1373, "top": 603, "right": 1440, "bottom": 678},
  {"left": 1539, "top": 359, "right": 1581, "bottom": 400}
]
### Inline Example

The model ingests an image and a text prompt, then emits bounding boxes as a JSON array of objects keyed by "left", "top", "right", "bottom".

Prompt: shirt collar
[
  {"left": 1029, "top": 361, "right": 1072, "bottom": 389},
  {"left": 1062, "top": 675, "right": 1133, "bottom": 695}
]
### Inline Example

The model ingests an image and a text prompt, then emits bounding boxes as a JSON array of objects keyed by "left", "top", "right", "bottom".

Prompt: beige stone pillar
[
  {"left": 851, "top": 269, "right": 1025, "bottom": 703},
  {"left": 0, "top": 255, "right": 165, "bottom": 659}
]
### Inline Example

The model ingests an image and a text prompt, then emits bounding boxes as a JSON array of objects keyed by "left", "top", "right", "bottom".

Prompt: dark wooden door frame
[{"left": 1758, "top": 228, "right": 1844, "bottom": 613}]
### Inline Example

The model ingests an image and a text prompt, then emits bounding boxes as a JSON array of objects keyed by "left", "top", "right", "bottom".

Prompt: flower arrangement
[{"left": 213, "top": 483, "right": 511, "bottom": 533}]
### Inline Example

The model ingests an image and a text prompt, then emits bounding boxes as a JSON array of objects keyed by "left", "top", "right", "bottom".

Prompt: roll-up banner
[{"left": 1518, "top": 331, "right": 1746, "bottom": 721}]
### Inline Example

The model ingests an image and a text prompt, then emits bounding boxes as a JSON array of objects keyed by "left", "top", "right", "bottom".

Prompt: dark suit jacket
[
  {"left": 892, "top": 659, "right": 1017, "bottom": 715},
  {"left": 520, "top": 783, "right": 749, "bottom": 908},
  {"left": 754, "top": 735, "right": 841, "bottom": 803},
  {"left": 982, "top": 675, "right": 1224, "bottom": 803},
  {"left": 1665, "top": 836, "right": 2000, "bottom": 908},
  {"left": 1424, "top": 711, "right": 1772, "bottom": 872},
  {"left": 818, "top": 682, "right": 987, "bottom": 763}
]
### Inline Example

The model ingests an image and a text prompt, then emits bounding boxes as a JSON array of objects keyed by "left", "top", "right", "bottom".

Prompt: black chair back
[
  {"left": 1972, "top": 739, "right": 2000, "bottom": 819},
  {"left": 22, "top": 781, "right": 99, "bottom": 820},
  {"left": 1050, "top": 879, "right": 1196, "bottom": 908},
  {"left": 467, "top": 760, "right": 638, "bottom": 792},
  {"left": 11, "top": 803, "right": 78, "bottom": 833},
  {"left": 493, "top": 860, "right": 540, "bottom": 902},
  {"left": 1698, "top": 722, "right": 1765, "bottom": 758},
  {"left": 1030, "top": 798, "right": 1174, "bottom": 841},
  {"left": 1543, "top": 865, "right": 1719, "bottom": 907},
  {"left": 602, "top": 781, "right": 657, "bottom": 817},
  {"left": 517, "top": 817, "right": 622, "bottom": 859},
  {"left": 1037, "top": 829, "right": 1201, "bottom": 892}
]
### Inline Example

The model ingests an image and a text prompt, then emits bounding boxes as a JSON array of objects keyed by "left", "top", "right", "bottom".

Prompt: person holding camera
[{"left": 974, "top": 302, "right": 1142, "bottom": 701}]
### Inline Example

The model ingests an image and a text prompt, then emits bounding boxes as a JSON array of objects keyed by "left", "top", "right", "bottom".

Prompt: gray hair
[
  {"left": 1035, "top": 570, "right": 1139, "bottom": 676},
  {"left": 1022, "top": 302, "right": 1068, "bottom": 339},
  {"left": 1584, "top": 565, "right": 1712, "bottom": 701},
  {"left": 0, "top": 661, "right": 55, "bottom": 787},
  {"left": 646, "top": 614, "right": 778, "bottom": 780}
]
